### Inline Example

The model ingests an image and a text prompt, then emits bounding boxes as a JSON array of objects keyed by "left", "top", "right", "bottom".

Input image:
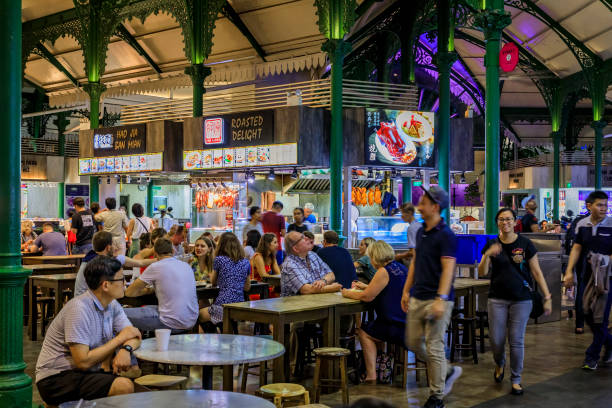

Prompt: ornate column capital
[
  {"left": 185, "top": 63, "right": 212, "bottom": 90},
  {"left": 474, "top": 9, "right": 512, "bottom": 40},
  {"left": 82, "top": 81, "right": 106, "bottom": 99},
  {"left": 591, "top": 120, "right": 608, "bottom": 131},
  {"left": 322, "top": 38, "right": 352, "bottom": 56}
]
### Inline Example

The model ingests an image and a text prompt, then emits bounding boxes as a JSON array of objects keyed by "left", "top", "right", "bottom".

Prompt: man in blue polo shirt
[{"left": 401, "top": 186, "right": 461, "bottom": 408}]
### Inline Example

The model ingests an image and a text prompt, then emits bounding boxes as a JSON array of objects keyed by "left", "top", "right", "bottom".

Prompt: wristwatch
[
  {"left": 120, "top": 345, "right": 134, "bottom": 354},
  {"left": 436, "top": 294, "right": 450, "bottom": 301}
]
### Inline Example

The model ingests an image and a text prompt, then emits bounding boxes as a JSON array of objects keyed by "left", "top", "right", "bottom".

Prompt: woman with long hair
[
  {"left": 478, "top": 207, "right": 552, "bottom": 395},
  {"left": 252, "top": 233, "right": 281, "bottom": 280},
  {"left": 191, "top": 235, "right": 215, "bottom": 281},
  {"left": 126, "top": 203, "right": 152, "bottom": 257},
  {"left": 354, "top": 237, "right": 377, "bottom": 282},
  {"left": 244, "top": 229, "right": 261, "bottom": 259},
  {"left": 199, "top": 232, "right": 250, "bottom": 326}
]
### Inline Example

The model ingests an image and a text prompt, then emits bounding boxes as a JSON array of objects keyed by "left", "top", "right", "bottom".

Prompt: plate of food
[
  {"left": 246, "top": 147, "right": 257, "bottom": 164},
  {"left": 185, "top": 151, "right": 201, "bottom": 170},
  {"left": 202, "top": 152, "right": 212, "bottom": 168},
  {"left": 90, "top": 159, "right": 98, "bottom": 172},
  {"left": 374, "top": 122, "right": 417, "bottom": 165},
  {"left": 79, "top": 160, "right": 90, "bottom": 174},
  {"left": 395, "top": 111, "right": 433, "bottom": 143}
]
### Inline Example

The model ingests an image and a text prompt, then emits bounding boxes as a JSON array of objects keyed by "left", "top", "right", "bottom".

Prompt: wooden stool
[
  {"left": 240, "top": 360, "right": 273, "bottom": 392},
  {"left": 391, "top": 345, "right": 428, "bottom": 387},
  {"left": 475, "top": 311, "right": 489, "bottom": 353},
  {"left": 450, "top": 317, "right": 478, "bottom": 364},
  {"left": 258, "top": 383, "right": 310, "bottom": 408},
  {"left": 134, "top": 374, "right": 187, "bottom": 390},
  {"left": 312, "top": 347, "right": 350, "bottom": 405},
  {"left": 38, "top": 296, "right": 55, "bottom": 337}
]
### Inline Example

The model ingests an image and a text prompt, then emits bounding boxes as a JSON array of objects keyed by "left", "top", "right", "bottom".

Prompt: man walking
[
  {"left": 401, "top": 186, "right": 462, "bottom": 408},
  {"left": 71, "top": 197, "right": 95, "bottom": 255}
]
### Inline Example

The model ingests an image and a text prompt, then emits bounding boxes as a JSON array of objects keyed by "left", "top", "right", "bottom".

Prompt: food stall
[
  {"left": 78, "top": 121, "right": 186, "bottom": 221},
  {"left": 182, "top": 106, "right": 330, "bottom": 240},
  {"left": 21, "top": 155, "right": 67, "bottom": 230}
]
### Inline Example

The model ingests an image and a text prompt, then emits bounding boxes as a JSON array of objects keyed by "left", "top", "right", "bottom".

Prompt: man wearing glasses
[
  {"left": 281, "top": 231, "right": 342, "bottom": 296},
  {"left": 35, "top": 256, "right": 142, "bottom": 406}
]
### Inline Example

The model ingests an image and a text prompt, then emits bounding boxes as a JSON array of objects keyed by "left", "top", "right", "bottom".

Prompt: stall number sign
[
  {"left": 93, "top": 124, "right": 146, "bottom": 157},
  {"left": 204, "top": 118, "right": 224, "bottom": 145}
]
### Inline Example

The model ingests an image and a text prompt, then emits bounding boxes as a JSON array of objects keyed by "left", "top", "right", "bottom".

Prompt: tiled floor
[{"left": 24, "top": 316, "right": 610, "bottom": 407}]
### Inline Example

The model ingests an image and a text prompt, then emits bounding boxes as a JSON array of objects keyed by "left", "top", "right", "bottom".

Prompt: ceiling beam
[
  {"left": 356, "top": 0, "right": 384, "bottom": 17},
  {"left": 599, "top": 0, "right": 612, "bottom": 13},
  {"left": 115, "top": 24, "right": 162, "bottom": 74},
  {"left": 23, "top": 78, "right": 46, "bottom": 94},
  {"left": 221, "top": 1, "right": 267, "bottom": 61},
  {"left": 33, "top": 42, "right": 79, "bottom": 87}
]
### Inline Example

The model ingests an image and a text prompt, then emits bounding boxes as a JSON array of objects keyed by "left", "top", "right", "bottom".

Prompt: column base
[{"left": 0, "top": 373, "right": 33, "bottom": 408}]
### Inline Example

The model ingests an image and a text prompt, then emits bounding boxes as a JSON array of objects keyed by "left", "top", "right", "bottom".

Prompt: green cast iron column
[
  {"left": 56, "top": 112, "right": 68, "bottom": 219},
  {"left": 402, "top": 177, "right": 412, "bottom": 205},
  {"left": 329, "top": 40, "right": 347, "bottom": 237},
  {"left": 436, "top": 0, "right": 457, "bottom": 223},
  {"left": 592, "top": 120, "right": 606, "bottom": 189},
  {"left": 0, "top": 0, "right": 33, "bottom": 406},
  {"left": 552, "top": 131, "right": 560, "bottom": 220},
  {"left": 146, "top": 182, "right": 154, "bottom": 217},
  {"left": 475, "top": 3, "right": 511, "bottom": 235}
]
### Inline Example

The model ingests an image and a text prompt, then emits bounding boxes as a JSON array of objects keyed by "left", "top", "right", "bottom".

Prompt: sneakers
[
  {"left": 601, "top": 349, "right": 612, "bottom": 365},
  {"left": 423, "top": 396, "right": 445, "bottom": 408},
  {"left": 582, "top": 359, "right": 598, "bottom": 370},
  {"left": 443, "top": 366, "right": 463, "bottom": 396}
]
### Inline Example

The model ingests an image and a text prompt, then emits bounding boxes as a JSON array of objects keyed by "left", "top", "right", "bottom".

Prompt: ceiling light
[
  {"left": 126, "top": 175, "right": 131, "bottom": 184},
  {"left": 375, "top": 171, "right": 383, "bottom": 182},
  {"left": 414, "top": 171, "right": 422, "bottom": 180},
  {"left": 460, "top": 172, "right": 466, "bottom": 183},
  {"left": 291, "top": 167, "right": 298, "bottom": 179},
  {"left": 246, "top": 170, "right": 255, "bottom": 184},
  {"left": 106, "top": 176, "right": 111, "bottom": 184},
  {"left": 268, "top": 169, "right": 275, "bottom": 180},
  {"left": 367, "top": 167, "right": 373, "bottom": 179}
]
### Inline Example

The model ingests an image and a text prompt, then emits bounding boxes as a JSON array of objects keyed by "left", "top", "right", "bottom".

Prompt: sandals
[{"left": 359, "top": 373, "right": 377, "bottom": 384}]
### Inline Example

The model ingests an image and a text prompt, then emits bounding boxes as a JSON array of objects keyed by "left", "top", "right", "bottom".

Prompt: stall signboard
[
  {"left": 93, "top": 124, "right": 146, "bottom": 157},
  {"left": 365, "top": 109, "right": 435, "bottom": 168},
  {"left": 78, "top": 153, "right": 163, "bottom": 175},
  {"left": 203, "top": 110, "right": 274, "bottom": 148},
  {"left": 183, "top": 143, "right": 297, "bottom": 170}
]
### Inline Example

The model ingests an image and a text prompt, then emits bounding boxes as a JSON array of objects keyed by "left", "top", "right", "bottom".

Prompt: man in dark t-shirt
[
  {"left": 262, "top": 201, "right": 286, "bottom": 251},
  {"left": 401, "top": 186, "right": 461, "bottom": 407},
  {"left": 71, "top": 197, "right": 95, "bottom": 255},
  {"left": 317, "top": 230, "right": 357, "bottom": 289},
  {"left": 520, "top": 195, "right": 553, "bottom": 233}
]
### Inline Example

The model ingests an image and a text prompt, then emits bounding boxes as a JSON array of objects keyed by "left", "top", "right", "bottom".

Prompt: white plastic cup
[{"left": 155, "top": 329, "right": 171, "bottom": 351}]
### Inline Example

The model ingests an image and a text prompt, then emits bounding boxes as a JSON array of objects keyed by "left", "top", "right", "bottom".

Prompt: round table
[
  {"left": 59, "top": 389, "right": 275, "bottom": 407},
  {"left": 134, "top": 334, "right": 285, "bottom": 389}
]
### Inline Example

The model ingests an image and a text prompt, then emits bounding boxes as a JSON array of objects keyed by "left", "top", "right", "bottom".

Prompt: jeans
[
  {"left": 405, "top": 297, "right": 454, "bottom": 399},
  {"left": 575, "top": 267, "right": 586, "bottom": 329},
  {"left": 124, "top": 305, "right": 177, "bottom": 332},
  {"left": 487, "top": 298, "right": 532, "bottom": 384},
  {"left": 72, "top": 243, "right": 93, "bottom": 255},
  {"left": 584, "top": 277, "right": 612, "bottom": 363}
]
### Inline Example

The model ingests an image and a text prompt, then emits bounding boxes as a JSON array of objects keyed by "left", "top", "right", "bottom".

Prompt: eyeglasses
[
  {"left": 497, "top": 218, "right": 515, "bottom": 223},
  {"left": 107, "top": 277, "right": 125, "bottom": 283}
]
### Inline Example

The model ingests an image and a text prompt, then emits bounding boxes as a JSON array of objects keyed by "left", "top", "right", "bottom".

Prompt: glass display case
[{"left": 354, "top": 216, "right": 422, "bottom": 247}]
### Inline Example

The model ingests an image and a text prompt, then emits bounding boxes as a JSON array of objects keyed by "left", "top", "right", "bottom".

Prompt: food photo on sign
[{"left": 365, "top": 109, "right": 435, "bottom": 168}]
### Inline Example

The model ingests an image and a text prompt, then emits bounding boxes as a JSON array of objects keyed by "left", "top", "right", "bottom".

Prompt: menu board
[
  {"left": 79, "top": 153, "right": 163, "bottom": 175},
  {"left": 93, "top": 124, "right": 146, "bottom": 157},
  {"left": 183, "top": 143, "right": 298, "bottom": 170},
  {"left": 365, "top": 109, "right": 435, "bottom": 168}
]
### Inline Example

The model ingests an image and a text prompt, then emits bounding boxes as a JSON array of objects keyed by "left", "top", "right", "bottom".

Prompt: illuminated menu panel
[
  {"left": 183, "top": 143, "right": 298, "bottom": 171},
  {"left": 79, "top": 153, "right": 163, "bottom": 175}
]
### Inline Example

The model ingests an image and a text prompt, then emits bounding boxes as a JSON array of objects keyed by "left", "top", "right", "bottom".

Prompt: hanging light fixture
[
  {"left": 126, "top": 175, "right": 131, "bottom": 184},
  {"left": 106, "top": 176, "right": 111, "bottom": 184},
  {"left": 247, "top": 170, "right": 255, "bottom": 184},
  {"left": 268, "top": 169, "right": 275, "bottom": 180},
  {"left": 414, "top": 170, "right": 422, "bottom": 180},
  {"left": 367, "top": 167, "right": 373, "bottom": 179},
  {"left": 375, "top": 171, "right": 383, "bottom": 182},
  {"left": 460, "top": 172, "right": 466, "bottom": 183},
  {"left": 291, "top": 167, "right": 298, "bottom": 179}
]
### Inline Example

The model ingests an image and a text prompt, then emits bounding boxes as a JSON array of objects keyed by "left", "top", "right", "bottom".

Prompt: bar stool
[
  {"left": 391, "top": 344, "right": 428, "bottom": 387},
  {"left": 135, "top": 374, "right": 187, "bottom": 390},
  {"left": 312, "top": 347, "right": 350, "bottom": 405},
  {"left": 258, "top": 383, "right": 310, "bottom": 408},
  {"left": 475, "top": 311, "right": 489, "bottom": 353},
  {"left": 450, "top": 316, "right": 478, "bottom": 364},
  {"left": 38, "top": 295, "right": 55, "bottom": 337}
]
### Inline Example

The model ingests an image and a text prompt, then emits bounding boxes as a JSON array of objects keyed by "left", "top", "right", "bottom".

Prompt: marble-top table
[
  {"left": 28, "top": 273, "right": 77, "bottom": 341},
  {"left": 134, "top": 334, "right": 285, "bottom": 390},
  {"left": 59, "top": 390, "right": 275, "bottom": 408}
]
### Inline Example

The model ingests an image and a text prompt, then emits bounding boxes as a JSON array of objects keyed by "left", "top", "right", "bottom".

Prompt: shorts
[
  {"left": 36, "top": 369, "right": 119, "bottom": 406},
  {"left": 361, "top": 319, "right": 405, "bottom": 344}
]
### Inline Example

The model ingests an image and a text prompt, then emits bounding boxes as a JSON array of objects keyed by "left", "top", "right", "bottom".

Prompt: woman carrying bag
[{"left": 478, "top": 207, "right": 552, "bottom": 396}]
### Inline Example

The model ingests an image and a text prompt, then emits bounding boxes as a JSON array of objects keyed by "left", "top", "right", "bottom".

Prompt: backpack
[{"left": 514, "top": 218, "right": 523, "bottom": 233}]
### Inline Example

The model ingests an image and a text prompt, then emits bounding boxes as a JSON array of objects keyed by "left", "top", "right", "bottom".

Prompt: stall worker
[
  {"left": 304, "top": 202, "right": 317, "bottom": 223},
  {"left": 342, "top": 240, "right": 407, "bottom": 383},
  {"left": 400, "top": 186, "right": 462, "bottom": 408},
  {"left": 563, "top": 190, "right": 612, "bottom": 370},
  {"left": 124, "top": 238, "right": 198, "bottom": 332},
  {"left": 288, "top": 207, "right": 309, "bottom": 233},
  {"left": 35, "top": 256, "right": 141, "bottom": 406},
  {"left": 95, "top": 197, "right": 129, "bottom": 255},
  {"left": 29, "top": 223, "right": 68, "bottom": 256},
  {"left": 318, "top": 230, "right": 357, "bottom": 289},
  {"left": 262, "top": 200, "right": 286, "bottom": 250},
  {"left": 281, "top": 231, "right": 342, "bottom": 296}
]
